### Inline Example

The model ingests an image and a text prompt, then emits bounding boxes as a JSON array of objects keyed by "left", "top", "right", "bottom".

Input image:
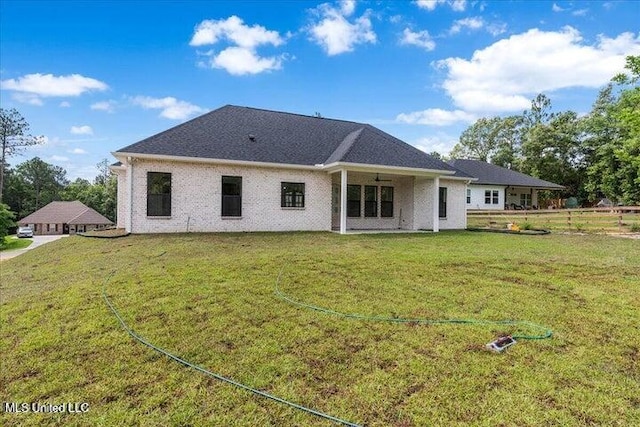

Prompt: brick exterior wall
[
  {"left": 439, "top": 179, "right": 467, "bottom": 230},
  {"left": 115, "top": 170, "right": 127, "bottom": 229},
  {"left": 122, "top": 159, "right": 332, "bottom": 233},
  {"left": 116, "top": 159, "right": 469, "bottom": 233},
  {"left": 24, "top": 223, "right": 107, "bottom": 235}
]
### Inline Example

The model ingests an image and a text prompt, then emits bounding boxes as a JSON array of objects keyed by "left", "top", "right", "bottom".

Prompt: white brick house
[{"left": 111, "top": 105, "right": 473, "bottom": 234}]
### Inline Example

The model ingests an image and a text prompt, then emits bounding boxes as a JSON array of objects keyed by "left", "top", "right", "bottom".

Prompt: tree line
[
  {"left": 1, "top": 107, "right": 117, "bottom": 234},
  {"left": 449, "top": 55, "right": 639, "bottom": 205},
  {"left": 2, "top": 157, "right": 117, "bottom": 221}
]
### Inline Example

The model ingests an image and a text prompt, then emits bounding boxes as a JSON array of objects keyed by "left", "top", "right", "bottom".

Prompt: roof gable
[
  {"left": 449, "top": 159, "right": 564, "bottom": 189},
  {"left": 19, "top": 201, "right": 113, "bottom": 225},
  {"left": 115, "top": 105, "right": 459, "bottom": 173}
]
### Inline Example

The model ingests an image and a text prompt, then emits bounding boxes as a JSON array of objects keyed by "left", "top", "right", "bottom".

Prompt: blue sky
[{"left": 1, "top": 0, "right": 639, "bottom": 181}]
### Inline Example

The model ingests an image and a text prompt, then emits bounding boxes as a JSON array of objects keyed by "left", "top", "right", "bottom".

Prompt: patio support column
[
  {"left": 126, "top": 158, "right": 133, "bottom": 233},
  {"left": 340, "top": 169, "right": 347, "bottom": 234},
  {"left": 433, "top": 176, "right": 439, "bottom": 233}
]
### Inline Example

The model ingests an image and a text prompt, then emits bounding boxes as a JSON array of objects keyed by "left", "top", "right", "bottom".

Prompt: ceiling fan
[{"left": 374, "top": 173, "right": 392, "bottom": 182}]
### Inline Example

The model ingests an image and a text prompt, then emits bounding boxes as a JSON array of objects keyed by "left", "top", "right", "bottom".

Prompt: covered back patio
[{"left": 327, "top": 165, "right": 469, "bottom": 234}]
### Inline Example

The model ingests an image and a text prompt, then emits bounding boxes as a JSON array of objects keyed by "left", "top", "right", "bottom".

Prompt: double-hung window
[
  {"left": 381, "top": 186, "right": 393, "bottom": 217},
  {"left": 484, "top": 189, "right": 499, "bottom": 205},
  {"left": 439, "top": 187, "right": 447, "bottom": 218},
  {"left": 222, "top": 176, "right": 242, "bottom": 217},
  {"left": 281, "top": 182, "right": 305, "bottom": 208},
  {"left": 466, "top": 188, "right": 471, "bottom": 204},
  {"left": 364, "top": 186, "right": 377, "bottom": 217},
  {"left": 147, "top": 172, "right": 172, "bottom": 216},
  {"left": 347, "top": 185, "right": 361, "bottom": 217}
]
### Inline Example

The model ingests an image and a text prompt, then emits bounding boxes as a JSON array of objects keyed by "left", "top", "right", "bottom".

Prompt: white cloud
[
  {"left": 450, "top": 0, "right": 466, "bottom": 11},
  {"left": 415, "top": 0, "right": 466, "bottom": 12},
  {"left": 413, "top": 134, "right": 459, "bottom": 155},
  {"left": 130, "top": 96, "right": 206, "bottom": 120},
  {"left": 396, "top": 108, "right": 476, "bottom": 126},
  {"left": 0, "top": 73, "right": 107, "bottom": 100},
  {"left": 209, "top": 46, "right": 283, "bottom": 75},
  {"left": 340, "top": 0, "right": 356, "bottom": 16},
  {"left": 435, "top": 27, "right": 640, "bottom": 113},
  {"left": 308, "top": 2, "right": 376, "bottom": 56},
  {"left": 190, "top": 15, "right": 283, "bottom": 48},
  {"left": 59, "top": 101, "right": 71, "bottom": 108},
  {"left": 190, "top": 16, "right": 285, "bottom": 75},
  {"left": 450, "top": 17, "right": 506, "bottom": 36},
  {"left": 552, "top": 3, "right": 589, "bottom": 16},
  {"left": 69, "top": 148, "right": 88, "bottom": 155},
  {"left": 450, "top": 17, "right": 484, "bottom": 34},
  {"left": 11, "top": 92, "right": 44, "bottom": 106},
  {"left": 70, "top": 125, "right": 93, "bottom": 135},
  {"left": 400, "top": 28, "right": 436, "bottom": 50},
  {"left": 486, "top": 22, "right": 508, "bottom": 37},
  {"left": 415, "top": 0, "right": 439, "bottom": 11},
  {"left": 91, "top": 100, "right": 117, "bottom": 113},
  {"left": 51, "top": 155, "right": 70, "bottom": 162}
]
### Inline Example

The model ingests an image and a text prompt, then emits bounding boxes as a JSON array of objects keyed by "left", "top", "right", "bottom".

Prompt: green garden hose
[
  {"left": 103, "top": 265, "right": 552, "bottom": 427},
  {"left": 102, "top": 273, "right": 361, "bottom": 427},
  {"left": 274, "top": 270, "right": 553, "bottom": 341}
]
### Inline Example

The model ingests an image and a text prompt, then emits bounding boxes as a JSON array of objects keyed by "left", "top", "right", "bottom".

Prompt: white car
[{"left": 17, "top": 226, "right": 34, "bottom": 238}]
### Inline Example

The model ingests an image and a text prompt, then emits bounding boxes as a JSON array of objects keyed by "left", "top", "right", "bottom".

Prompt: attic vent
[{"left": 248, "top": 134, "right": 256, "bottom": 141}]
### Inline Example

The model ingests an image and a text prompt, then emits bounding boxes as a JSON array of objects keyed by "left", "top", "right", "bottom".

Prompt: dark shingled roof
[
  {"left": 116, "top": 105, "right": 461, "bottom": 173},
  {"left": 18, "top": 201, "right": 114, "bottom": 225},
  {"left": 448, "top": 159, "right": 564, "bottom": 189}
]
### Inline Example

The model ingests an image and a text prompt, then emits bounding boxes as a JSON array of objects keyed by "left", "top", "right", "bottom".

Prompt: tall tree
[
  {"left": 583, "top": 55, "right": 640, "bottom": 204},
  {"left": 450, "top": 117, "right": 502, "bottom": 161},
  {"left": 14, "top": 157, "right": 68, "bottom": 213},
  {"left": 582, "top": 84, "right": 620, "bottom": 202},
  {"left": 60, "top": 159, "right": 117, "bottom": 221},
  {"left": 451, "top": 115, "right": 524, "bottom": 169},
  {"left": 0, "top": 109, "right": 43, "bottom": 201},
  {"left": 0, "top": 203, "right": 15, "bottom": 246},
  {"left": 519, "top": 95, "right": 584, "bottom": 198},
  {"left": 488, "top": 115, "right": 524, "bottom": 170}
]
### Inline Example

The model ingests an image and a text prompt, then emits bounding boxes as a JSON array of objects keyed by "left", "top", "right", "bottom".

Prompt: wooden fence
[{"left": 467, "top": 207, "right": 640, "bottom": 233}]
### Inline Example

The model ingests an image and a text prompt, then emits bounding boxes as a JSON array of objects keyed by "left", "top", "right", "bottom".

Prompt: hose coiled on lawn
[
  {"left": 102, "top": 272, "right": 362, "bottom": 427},
  {"left": 274, "top": 270, "right": 553, "bottom": 341}
]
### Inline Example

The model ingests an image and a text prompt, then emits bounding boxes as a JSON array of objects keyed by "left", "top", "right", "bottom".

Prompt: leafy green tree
[
  {"left": 451, "top": 115, "right": 524, "bottom": 169},
  {"left": 60, "top": 159, "right": 117, "bottom": 221},
  {"left": 582, "top": 84, "right": 620, "bottom": 202},
  {"left": 0, "top": 109, "right": 43, "bottom": 201},
  {"left": 583, "top": 55, "right": 640, "bottom": 204},
  {"left": 450, "top": 117, "right": 501, "bottom": 162},
  {"left": 14, "top": 157, "right": 68, "bottom": 213},
  {"left": 611, "top": 84, "right": 640, "bottom": 204},
  {"left": 487, "top": 115, "right": 523, "bottom": 169},
  {"left": 1, "top": 167, "right": 31, "bottom": 218},
  {"left": 0, "top": 203, "right": 16, "bottom": 246}
]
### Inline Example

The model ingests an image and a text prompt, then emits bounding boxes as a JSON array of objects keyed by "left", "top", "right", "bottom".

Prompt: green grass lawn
[
  {"left": 1, "top": 232, "right": 639, "bottom": 426},
  {"left": 1, "top": 236, "right": 33, "bottom": 251}
]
